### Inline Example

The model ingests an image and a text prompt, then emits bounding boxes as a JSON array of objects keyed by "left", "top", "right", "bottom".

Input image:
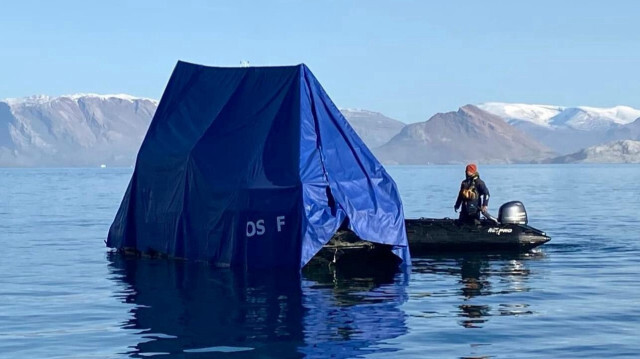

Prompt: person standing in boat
[{"left": 454, "top": 163, "right": 490, "bottom": 224}]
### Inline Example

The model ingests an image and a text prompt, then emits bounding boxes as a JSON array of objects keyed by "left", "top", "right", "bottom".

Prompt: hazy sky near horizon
[{"left": 2, "top": 0, "right": 639, "bottom": 123}]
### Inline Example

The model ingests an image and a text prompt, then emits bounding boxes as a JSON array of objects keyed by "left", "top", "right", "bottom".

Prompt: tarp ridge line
[
  {"left": 301, "top": 66, "right": 330, "bottom": 185},
  {"left": 306, "top": 71, "right": 381, "bottom": 214},
  {"left": 188, "top": 70, "right": 256, "bottom": 262},
  {"left": 234, "top": 69, "right": 302, "bottom": 188},
  {"left": 301, "top": 67, "right": 350, "bottom": 235}
]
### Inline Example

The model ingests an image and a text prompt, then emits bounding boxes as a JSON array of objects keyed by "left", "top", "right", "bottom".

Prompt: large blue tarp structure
[{"left": 107, "top": 61, "right": 409, "bottom": 269}]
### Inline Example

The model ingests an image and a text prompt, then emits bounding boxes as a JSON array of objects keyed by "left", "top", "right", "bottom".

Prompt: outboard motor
[{"left": 498, "top": 201, "right": 528, "bottom": 225}]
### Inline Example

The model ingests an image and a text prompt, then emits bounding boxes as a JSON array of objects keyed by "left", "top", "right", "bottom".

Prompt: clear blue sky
[{"left": 1, "top": 0, "right": 639, "bottom": 123}]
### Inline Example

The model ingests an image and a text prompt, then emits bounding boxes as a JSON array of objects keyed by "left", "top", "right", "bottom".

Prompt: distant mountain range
[
  {"left": 373, "top": 105, "right": 554, "bottom": 164},
  {"left": 1, "top": 94, "right": 639, "bottom": 166},
  {"left": 478, "top": 102, "right": 640, "bottom": 130},
  {"left": 546, "top": 140, "right": 640, "bottom": 164},
  {"left": 0, "top": 94, "right": 156, "bottom": 166},
  {"left": 478, "top": 103, "right": 640, "bottom": 154},
  {"left": 340, "top": 109, "right": 405, "bottom": 148}
]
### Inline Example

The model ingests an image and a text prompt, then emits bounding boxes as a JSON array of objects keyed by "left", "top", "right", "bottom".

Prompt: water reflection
[
  {"left": 300, "top": 265, "right": 408, "bottom": 358},
  {"left": 412, "top": 251, "right": 544, "bottom": 329},
  {"left": 107, "top": 253, "right": 409, "bottom": 358}
]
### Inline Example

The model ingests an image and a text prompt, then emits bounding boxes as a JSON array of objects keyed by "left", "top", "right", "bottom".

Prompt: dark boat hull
[
  {"left": 406, "top": 218, "right": 550, "bottom": 254},
  {"left": 311, "top": 218, "right": 551, "bottom": 267}
]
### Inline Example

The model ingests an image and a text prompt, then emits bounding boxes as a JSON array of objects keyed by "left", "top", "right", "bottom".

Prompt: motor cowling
[{"left": 498, "top": 201, "right": 528, "bottom": 225}]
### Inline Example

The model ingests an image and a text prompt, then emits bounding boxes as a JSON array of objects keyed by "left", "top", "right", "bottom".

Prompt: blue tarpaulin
[{"left": 107, "top": 61, "right": 409, "bottom": 269}]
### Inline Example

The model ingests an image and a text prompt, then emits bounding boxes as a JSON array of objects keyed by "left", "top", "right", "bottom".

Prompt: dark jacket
[{"left": 455, "top": 174, "right": 490, "bottom": 219}]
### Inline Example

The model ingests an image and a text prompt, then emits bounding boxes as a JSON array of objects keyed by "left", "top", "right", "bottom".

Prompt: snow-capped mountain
[
  {"left": 476, "top": 103, "right": 564, "bottom": 128},
  {"left": 0, "top": 94, "right": 157, "bottom": 166},
  {"left": 549, "top": 106, "right": 640, "bottom": 130},
  {"left": 477, "top": 102, "right": 640, "bottom": 154},
  {"left": 478, "top": 102, "right": 640, "bottom": 131},
  {"left": 3, "top": 93, "right": 156, "bottom": 106}
]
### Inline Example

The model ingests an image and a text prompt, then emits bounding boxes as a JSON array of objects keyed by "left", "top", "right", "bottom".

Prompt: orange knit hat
[{"left": 465, "top": 163, "right": 477, "bottom": 174}]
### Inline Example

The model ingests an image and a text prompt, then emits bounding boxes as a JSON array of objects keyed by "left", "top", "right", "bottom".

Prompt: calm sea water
[{"left": 1, "top": 165, "right": 639, "bottom": 358}]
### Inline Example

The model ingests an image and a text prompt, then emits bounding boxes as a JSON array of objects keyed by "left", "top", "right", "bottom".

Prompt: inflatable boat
[
  {"left": 406, "top": 200, "right": 550, "bottom": 253},
  {"left": 312, "top": 201, "right": 550, "bottom": 267}
]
